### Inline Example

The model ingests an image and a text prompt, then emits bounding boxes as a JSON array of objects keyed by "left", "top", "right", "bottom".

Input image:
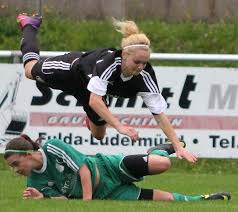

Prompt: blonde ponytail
[{"left": 112, "top": 18, "right": 150, "bottom": 49}]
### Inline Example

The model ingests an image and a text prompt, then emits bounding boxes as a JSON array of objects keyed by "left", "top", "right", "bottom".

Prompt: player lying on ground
[
  {"left": 16, "top": 13, "right": 197, "bottom": 163},
  {"left": 4, "top": 135, "right": 230, "bottom": 201}
]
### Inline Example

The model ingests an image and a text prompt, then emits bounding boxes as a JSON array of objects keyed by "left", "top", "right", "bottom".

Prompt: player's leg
[
  {"left": 138, "top": 189, "right": 231, "bottom": 201},
  {"left": 147, "top": 139, "right": 186, "bottom": 155},
  {"left": 25, "top": 60, "right": 38, "bottom": 79},
  {"left": 16, "top": 14, "right": 42, "bottom": 79},
  {"left": 148, "top": 154, "right": 171, "bottom": 174},
  {"left": 146, "top": 139, "right": 186, "bottom": 174},
  {"left": 122, "top": 141, "right": 186, "bottom": 178},
  {"left": 152, "top": 190, "right": 202, "bottom": 201},
  {"left": 85, "top": 116, "right": 106, "bottom": 140},
  {"left": 138, "top": 189, "right": 173, "bottom": 201},
  {"left": 83, "top": 97, "right": 108, "bottom": 140},
  {"left": 122, "top": 154, "right": 171, "bottom": 179},
  {"left": 121, "top": 141, "right": 186, "bottom": 178}
]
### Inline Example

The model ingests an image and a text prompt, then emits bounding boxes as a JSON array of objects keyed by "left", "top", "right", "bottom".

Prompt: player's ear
[{"left": 122, "top": 49, "right": 130, "bottom": 58}]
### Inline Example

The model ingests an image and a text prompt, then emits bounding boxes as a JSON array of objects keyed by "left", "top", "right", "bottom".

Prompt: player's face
[
  {"left": 122, "top": 48, "right": 150, "bottom": 76},
  {"left": 6, "top": 154, "right": 33, "bottom": 176}
]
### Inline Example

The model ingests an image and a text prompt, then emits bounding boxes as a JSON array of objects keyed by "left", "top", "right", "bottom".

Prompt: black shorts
[
  {"left": 31, "top": 52, "right": 82, "bottom": 91},
  {"left": 31, "top": 52, "right": 107, "bottom": 126}
]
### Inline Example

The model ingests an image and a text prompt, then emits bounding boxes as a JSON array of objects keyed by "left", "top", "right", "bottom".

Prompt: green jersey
[
  {"left": 27, "top": 139, "right": 142, "bottom": 200},
  {"left": 27, "top": 139, "right": 97, "bottom": 198}
]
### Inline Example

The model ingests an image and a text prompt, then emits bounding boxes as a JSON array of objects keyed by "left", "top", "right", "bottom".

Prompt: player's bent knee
[
  {"left": 91, "top": 128, "right": 106, "bottom": 140},
  {"left": 161, "top": 157, "right": 171, "bottom": 171},
  {"left": 24, "top": 60, "right": 38, "bottom": 79},
  {"left": 93, "top": 133, "right": 105, "bottom": 140},
  {"left": 90, "top": 124, "right": 106, "bottom": 140},
  {"left": 148, "top": 155, "right": 171, "bottom": 174},
  {"left": 25, "top": 70, "right": 33, "bottom": 79}
]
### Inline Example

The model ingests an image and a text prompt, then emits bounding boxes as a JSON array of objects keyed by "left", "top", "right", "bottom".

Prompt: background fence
[
  {"left": 2, "top": 50, "right": 238, "bottom": 63},
  {"left": 1, "top": 0, "right": 238, "bottom": 21}
]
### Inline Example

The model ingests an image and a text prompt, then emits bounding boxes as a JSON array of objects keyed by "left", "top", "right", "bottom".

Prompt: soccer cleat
[
  {"left": 147, "top": 139, "right": 186, "bottom": 155},
  {"left": 16, "top": 13, "right": 42, "bottom": 30},
  {"left": 202, "top": 192, "right": 231, "bottom": 200}
]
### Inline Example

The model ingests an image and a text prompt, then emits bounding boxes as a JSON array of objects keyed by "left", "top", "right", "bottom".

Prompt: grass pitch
[{"left": 0, "top": 157, "right": 237, "bottom": 212}]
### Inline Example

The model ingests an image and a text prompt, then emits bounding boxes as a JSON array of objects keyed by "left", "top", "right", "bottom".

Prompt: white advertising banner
[{"left": 0, "top": 64, "right": 237, "bottom": 158}]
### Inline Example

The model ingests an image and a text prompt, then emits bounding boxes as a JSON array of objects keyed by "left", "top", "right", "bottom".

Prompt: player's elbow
[
  {"left": 89, "top": 97, "right": 96, "bottom": 108},
  {"left": 89, "top": 93, "right": 101, "bottom": 109}
]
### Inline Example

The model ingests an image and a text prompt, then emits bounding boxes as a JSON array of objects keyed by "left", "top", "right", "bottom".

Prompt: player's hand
[
  {"left": 176, "top": 148, "right": 198, "bottom": 163},
  {"left": 23, "top": 187, "right": 44, "bottom": 199},
  {"left": 117, "top": 125, "right": 139, "bottom": 142}
]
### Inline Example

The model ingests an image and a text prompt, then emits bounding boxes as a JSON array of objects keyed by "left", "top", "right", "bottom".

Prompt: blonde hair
[{"left": 112, "top": 18, "right": 150, "bottom": 50}]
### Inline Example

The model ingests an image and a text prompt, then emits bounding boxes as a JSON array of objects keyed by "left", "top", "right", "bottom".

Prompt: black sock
[{"left": 20, "top": 25, "right": 40, "bottom": 66}]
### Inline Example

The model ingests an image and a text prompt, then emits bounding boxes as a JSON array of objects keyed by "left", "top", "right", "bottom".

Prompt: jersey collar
[
  {"left": 120, "top": 73, "right": 133, "bottom": 81},
  {"left": 33, "top": 148, "right": 47, "bottom": 173}
]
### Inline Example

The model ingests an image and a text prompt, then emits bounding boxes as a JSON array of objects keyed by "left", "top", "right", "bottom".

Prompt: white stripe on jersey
[
  {"left": 140, "top": 70, "right": 159, "bottom": 93},
  {"left": 101, "top": 62, "right": 118, "bottom": 80},
  {"left": 100, "top": 57, "right": 121, "bottom": 80},
  {"left": 42, "top": 61, "right": 71, "bottom": 70},
  {"left": 47, "top": 144, "right": 79, "bottom": 172},
  {"left": 96, "top": 59, "right": 104, "bottom": 64}
]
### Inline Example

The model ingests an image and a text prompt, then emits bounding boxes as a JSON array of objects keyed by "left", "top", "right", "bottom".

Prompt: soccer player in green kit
[{"left": 4, "top": 135, "right": 230, "bottom": 201}]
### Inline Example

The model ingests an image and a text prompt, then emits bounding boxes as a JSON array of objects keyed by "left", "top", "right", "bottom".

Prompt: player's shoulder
[
  {"left": 96, "top": 48, "right": 122, "bottom": 65},
  {"left": 43, "top": 139, "right": 66, "bottom": 150},
  {"left": 139, "top": 63, "right": 156, "bottom": 78},
  {"left": 144, "top": 62, "right": 155, "bottom": 73}
]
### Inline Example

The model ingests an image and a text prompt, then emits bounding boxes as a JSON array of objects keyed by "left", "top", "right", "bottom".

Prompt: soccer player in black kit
[{"left": 16, "top": 14, "right": 197, "bottom": 163}]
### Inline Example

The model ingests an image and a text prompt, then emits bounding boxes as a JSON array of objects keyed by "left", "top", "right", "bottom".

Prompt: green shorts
[{"left": 93, "top": 153, "right": 143, "bottom": 200}]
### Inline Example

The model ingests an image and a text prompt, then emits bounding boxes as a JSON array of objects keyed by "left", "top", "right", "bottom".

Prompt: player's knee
[
  {"left": 160, "top": 157, "right": 171, "bottom": 171},
  {"left": 148, "top": 155, "right": 171, "bottom": 174},
  {"left": 24, "top": 60, "right": 37, "bottom": 79},
  {"left": 93, "top": 133, "right": 105, "bottom": 140},
  {"left": 91, "top": 130, "right": 106, "bottom": 140},
  {"left": 90, "top": 124, "right": 106, "bottom": 140},
  {"left": 24, "top": 70, "right": 33, "bottom": 79}
]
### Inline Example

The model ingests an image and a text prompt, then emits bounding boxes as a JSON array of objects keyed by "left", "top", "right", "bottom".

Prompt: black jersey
[
  {"left": 70, "top": 48, "right": 117, "bottom": 91},
  {"left": 83, "top": 49, "right": 168, "bottom": 115}
]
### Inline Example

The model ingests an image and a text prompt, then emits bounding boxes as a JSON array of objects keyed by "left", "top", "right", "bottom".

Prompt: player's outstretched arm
[
  {"left": 153, "top": 113, "right": 198, "bottom": 163},
  {"left": 79, "top": 164, "right": 93, "bottom": 200},
  {"left": 89, "top": 93, "right": 139, "bottom": 141}
]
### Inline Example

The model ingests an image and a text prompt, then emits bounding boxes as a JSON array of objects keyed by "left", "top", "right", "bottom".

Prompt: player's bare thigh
[{"left": 148, "top": 155, "right": 171, "bottom": 174}]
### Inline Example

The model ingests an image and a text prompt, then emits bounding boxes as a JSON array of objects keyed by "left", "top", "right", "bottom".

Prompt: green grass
[{"left": 0, "top": 156, "right": 237, "bottom": 212}]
